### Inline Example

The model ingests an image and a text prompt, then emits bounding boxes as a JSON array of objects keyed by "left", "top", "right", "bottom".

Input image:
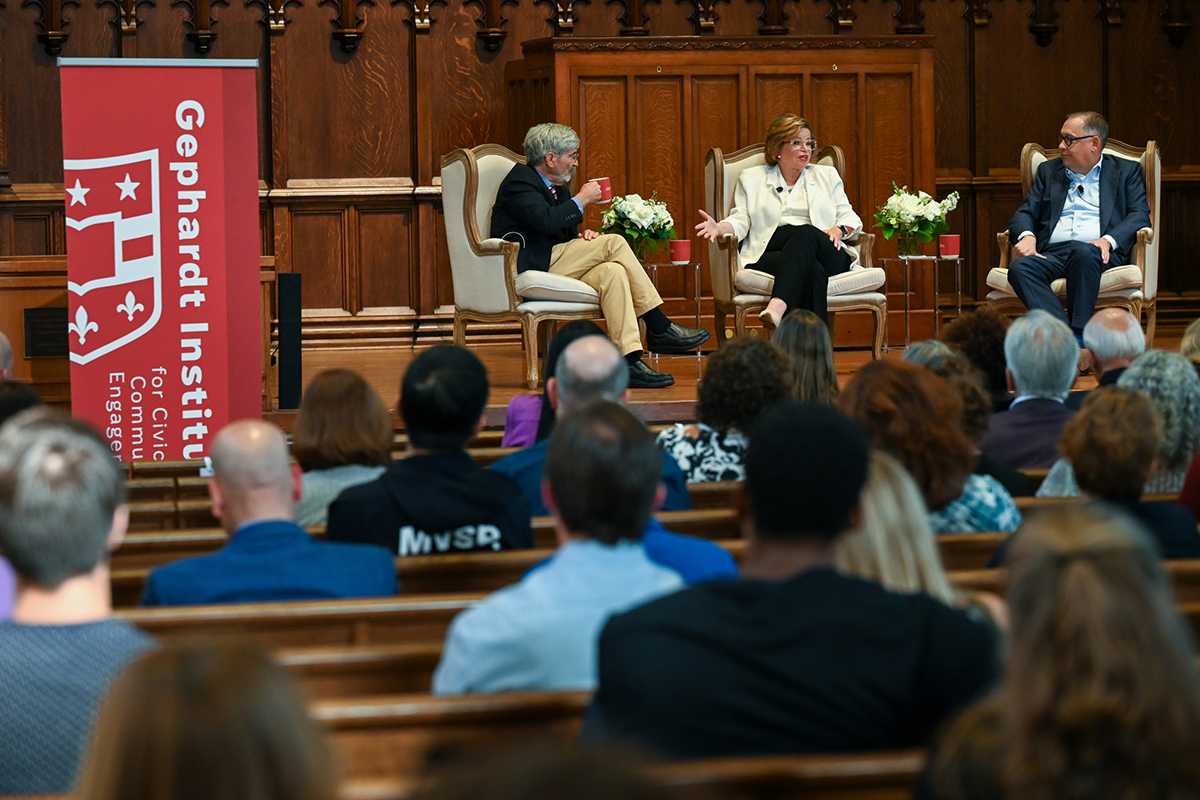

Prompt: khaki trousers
[{"left": 548, "top": 234, "right": 663, "bottom": 356}]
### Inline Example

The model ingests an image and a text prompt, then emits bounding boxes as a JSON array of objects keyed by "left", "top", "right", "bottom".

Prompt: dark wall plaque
[{"left": 24, "top": 307, "right": 69, "bottom": 359}]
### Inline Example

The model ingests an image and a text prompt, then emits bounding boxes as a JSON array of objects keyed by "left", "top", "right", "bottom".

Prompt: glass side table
[
  {"left": 882, "top": 253, "right": 964, "bottom": 348},
  {"left": 644, "top": 259, "right": 704, "bottom": 379}
]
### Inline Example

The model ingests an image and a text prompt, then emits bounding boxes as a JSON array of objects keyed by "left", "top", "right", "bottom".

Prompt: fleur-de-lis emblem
[
  {"left": 69, "top": 306, "right": 99, "bottom": 345},
  {"left": 116, "top": 290, "right": 144, "bottom": 322}
]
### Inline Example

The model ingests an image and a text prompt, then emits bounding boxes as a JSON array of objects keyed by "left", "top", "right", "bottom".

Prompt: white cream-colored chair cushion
[
  {"left": 734, "top": 266, "right": 886, "bottom": 297},
  {"left": 985, "top": 263, "right": 1144, "bottom": 296},
  {"left": 514, "top": 270, "right": 600, "bottom": 304}
]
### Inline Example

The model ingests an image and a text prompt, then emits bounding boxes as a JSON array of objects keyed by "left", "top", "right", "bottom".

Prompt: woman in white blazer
[{"left": 696, "top": 113, "right": 863, "bottom": 331}]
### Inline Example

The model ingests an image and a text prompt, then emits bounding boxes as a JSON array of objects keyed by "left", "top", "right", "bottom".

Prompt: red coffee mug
[
  {"left": 939, "top": 234, "right": 961, "bottom": 258},
  {"left": 591, "top": 177, "right": 612, "bottom": 202},
  {"left": 669, "top": 239, "right": 691, "bottom": 265}
]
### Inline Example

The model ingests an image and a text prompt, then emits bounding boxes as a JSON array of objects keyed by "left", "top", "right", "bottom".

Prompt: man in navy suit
[
  {"left": 490, "top": 123, "right": 710, "bottom": 389},
  {"left": 141, "top": 420, "right": 396, "bottom": 606},
  {"left": 1007, "top": 111, "right": 1150, "bottom": 339}
]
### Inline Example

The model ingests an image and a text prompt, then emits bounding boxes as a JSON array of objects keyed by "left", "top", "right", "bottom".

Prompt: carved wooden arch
[
  {"left": 1163, "top": 0, "right": 1191, "bottom": 44},
  {"left": 246, "top": 0, "right": 302, "bottom": 33},
  {"left": 318, "top": 0, "right": 374, "bottom": 52},
  {"left": 172, "top": 0, "right": 228, "bottom": 53},
  {"left": 22, "top": 0, "right": 80, "bottom": 55}
]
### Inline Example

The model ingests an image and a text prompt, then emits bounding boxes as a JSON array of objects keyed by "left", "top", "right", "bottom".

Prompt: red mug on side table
[
  {"left": 939, "top": 234, "right": 961, "bottom": 258},
  {"left": 669, "top": 239, "right": 691, "bottom": 265},
  {"left": 590, "top": 177, "right": 612, "bottom": 202}
]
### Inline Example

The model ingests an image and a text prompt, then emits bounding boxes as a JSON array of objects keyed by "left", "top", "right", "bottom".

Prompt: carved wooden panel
[
  {"left": 754, "top": 73, "right": 802, "bottom": 130},
  {"left": 810, "top": 73, "right": 859, "bottom": 198},
  {"left": 577, "top": 77, "right": 627, "bottom": 229},
  {"left": 358, "top": 207, "right": 415, "bottom": 312},
  {"left": 292, "top": 211, "right": 348, "bottom": 313},
  {"left": 635, "top": 76, "right": 686, "bottom": 298},
  {"left": 13, "top": 214, "right": 53, "bottom": 255}
]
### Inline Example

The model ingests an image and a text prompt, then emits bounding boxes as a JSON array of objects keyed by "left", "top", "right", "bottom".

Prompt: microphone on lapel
[{"left": 776, "top": 186, "right": 784, "bottom": 194}]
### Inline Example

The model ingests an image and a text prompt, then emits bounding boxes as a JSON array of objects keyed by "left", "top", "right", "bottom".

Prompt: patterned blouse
[
  {"left": 929, "top": 473, "right": 1023, "bottom": 534},
  {"left": 656, "top": 423, "right": 748, "bottom": 483}
]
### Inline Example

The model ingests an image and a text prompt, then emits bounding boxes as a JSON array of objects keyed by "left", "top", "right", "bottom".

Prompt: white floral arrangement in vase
[
  {"left": 598, "top": 192, "right": 676, "bottom": 261},
  {"left": 874, "top": 182, "right": 960, "bottom": 256}
]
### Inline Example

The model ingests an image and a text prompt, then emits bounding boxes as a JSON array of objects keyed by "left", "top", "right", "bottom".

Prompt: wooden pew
[
  {"left": 532, "top": 508, "right": 738, "bottom": 548},
  {"left": 280, "top": 642, "right": 443, "bottom": 699},
  {"left": 687, "top": 480, "right": 742, "bottom": 510},
  {"left": 946, "top": 561, "right": 1200, "bottom": 604},
  {"left": 936, "top": 532, "right": 1008, "bottom": 571},
  {"left": 317, "top": 691, "right": 591, "bottom": 782},
  {"left": 649, "top": 750, "right": 925, "bottom": 800},
  {"left": 117, "top": 593, "right": 484, "bottom": 648}
]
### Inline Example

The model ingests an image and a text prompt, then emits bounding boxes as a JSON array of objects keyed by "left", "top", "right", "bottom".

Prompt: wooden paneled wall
[{"left": 2, "top": 0, "right": 1198, "bottom": 390}]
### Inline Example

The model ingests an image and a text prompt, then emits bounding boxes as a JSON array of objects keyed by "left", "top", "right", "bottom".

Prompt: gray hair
[
  {"left": 523, "top": 123, "right": 580, "bottom": 167},
  {"left": 1083, "top": 309, "right": 1145, "bottom": 367},
  {"left": 0, "top": 408, "right": 125, "bottom": 588},
  {"left": 0, "top": 331, "right": 12, "bottom": 376},
  {"left": 902, "top": 340, "right": 954, "bottom": 370},
  {"left": 1067, "top": 111, "right": 1109, "bottom": 149},
  {"left": 1117, "top": 350, "right": 1200, "bottom": 472},
  {"left": 1004, "top": 310, "right": 1079, "bottom": 400},
  {"left": 555, "top": 336, "right": 629, "bottom": 416}
]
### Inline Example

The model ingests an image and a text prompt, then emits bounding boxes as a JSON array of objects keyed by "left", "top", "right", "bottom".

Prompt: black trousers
[{"left": 748, "top": 224, "right": 852, "bottom": 323}]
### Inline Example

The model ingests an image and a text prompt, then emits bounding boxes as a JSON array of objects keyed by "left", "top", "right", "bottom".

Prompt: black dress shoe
[
  {"left": 628, "top": 358, "right": 675, "bottom": 389},
  {"left": 646, "top": 322, "right": 712, "bottom": 355}
]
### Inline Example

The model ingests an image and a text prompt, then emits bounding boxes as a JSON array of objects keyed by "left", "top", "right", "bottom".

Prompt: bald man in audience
[
  {"left": 0, "top": 409, "right": 151, "bottom": 794},
  {"left": 141, "top": 420, "right": 396, "bottom": 605},
  {"left": 492, "top": 335, "right": 735, "bottom": 584},
  {"left": 587, "top": 402, "right": 999, "bottom": 758},
  {"left": 492, "top": 335, "right": 691, "bottom": 515},
  {"left": 1066, "top": 308, "right": 1146, "bottom": 410}
]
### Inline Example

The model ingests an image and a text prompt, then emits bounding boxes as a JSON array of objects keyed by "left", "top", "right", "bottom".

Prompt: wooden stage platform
[{"left": 271, "top": 328, "right": 1171, "bottom": 431}]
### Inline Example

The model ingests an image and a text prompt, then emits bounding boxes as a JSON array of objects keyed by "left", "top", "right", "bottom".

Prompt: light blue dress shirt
[
  {"left": 1049, "top": 162, "right": 1103, "bottom": 245},
  {"left": 432, "top": 539, "right": 684, "bottom": 694},
  {"left": 537, "top": 170, "right": 585, "bottom": 213}
]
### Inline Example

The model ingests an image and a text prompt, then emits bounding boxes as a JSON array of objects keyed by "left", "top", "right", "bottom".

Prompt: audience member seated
[
  {"left": 493, "top": 336, "right": 731, "bottom": 584},
  {"left": 1039, "top": 349, "right": 1200, "bottom": 496},
  {"left": 905, "top": 343, "right": 1034, "bottom": 497},
  {"left": 941, "top": 307, "right": 1014, "bottom": 413},
  {"left": 327, "top": 346, "right": 532, "bottom": 557},
  {"left": 587, "top": 403, "right": 999, "bottom": 758},
  {"left": 841, "top": 360, "right": 1021, "bottom": 534},
  {"left": 838, "top": 450, "right": 1007, "bottom": 628},
  {"left": 492, "top": 336, "right": 691, "bottom": 515},
  {"left": 657, "top": 337, "right": 791, "bottom": 482},
  {"left": 993, "top": 389, "right": 1199, "bottom": 565},
  {"left": 290, "top": 368, "right": 391, "bottom": 526},
  {"left": 1066, "top": 308, "right": 1145, "bottom": 410},
  {"left": 922, "top": 506, "right": 1200, "bottom": 800},
  {"left": 979, "top": 310, "right": 1078, "bottom": 470},
  {"left": 432, "top": 402, "right": 685, "bottom": 694},
  {"left": 772, "top": 309, "right": 840, "bottom": 404},
  {"left": 142, "top": 420, "right": 396, "bottom": 605},
  {"left": 0, "top": 379, "right": 43, "bottom": 426},
  {"left": 501, "top": 320, "right": 606, "bottom": 448},
  {"left": 76, "top": 641, "right": 336, "bottom": 800},
  {"left": 1180, "top": 316, "right": 1200, "bottom": 373},
  {"left": 0, "top": 409, "right": 152, "bottom": 794},
  {"left": 0, "top": 329, "right": 12, "bottom": 381}
]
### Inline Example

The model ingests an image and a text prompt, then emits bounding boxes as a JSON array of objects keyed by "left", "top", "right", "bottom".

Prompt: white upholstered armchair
[
  {"left": 985, "top": 139, "right": 1160, "bottom": 341},
  {"left": 441, "top": 145, "right": 603, "bottom": 389},
  {"left": 703, "top": 144, "right": 887, "bottom": 358}
]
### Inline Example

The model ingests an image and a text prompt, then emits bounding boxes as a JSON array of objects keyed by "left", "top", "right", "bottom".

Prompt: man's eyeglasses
[
  {"left": 1058, "top": 133, "right": 1095, "bottom": 147},
  {"left": 788, "top": 139, "right": 818, "bottom": 151}
]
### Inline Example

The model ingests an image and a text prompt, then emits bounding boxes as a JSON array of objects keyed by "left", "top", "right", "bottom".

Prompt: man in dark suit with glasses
[{"left": 1006, "top": 111, "right": 1150, "bottom": 343}]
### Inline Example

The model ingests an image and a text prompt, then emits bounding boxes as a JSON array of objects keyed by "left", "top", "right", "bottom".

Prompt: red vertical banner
[{"left": 59, "top": 59, "right": 260, "bottom": 462}]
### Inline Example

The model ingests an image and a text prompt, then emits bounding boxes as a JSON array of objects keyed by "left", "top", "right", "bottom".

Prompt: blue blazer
[
  {"left": 1008, "top": 153, "right": 1150, "bottom": 265},
  {"left": 140, "top": 520, "right": 397, "bottom": 606}
]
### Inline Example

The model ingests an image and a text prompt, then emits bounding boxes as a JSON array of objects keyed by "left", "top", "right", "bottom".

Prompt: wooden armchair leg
[
  {"left": 871, "top": 303, "right": 887, "bottom": 360},
  {"left": 522, "top": 317, "right": 541, "bottom": 389},
  {"left": 452, "top": 314, "right": 467, "bottom": 347},
  {"left": 713, "top": 308, "right": 728, "bottom": 347}
]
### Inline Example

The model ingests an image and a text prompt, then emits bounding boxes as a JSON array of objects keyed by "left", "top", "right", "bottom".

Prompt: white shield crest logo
[{"left": 64, "top": 149, "right": 162, "bottom": 365}]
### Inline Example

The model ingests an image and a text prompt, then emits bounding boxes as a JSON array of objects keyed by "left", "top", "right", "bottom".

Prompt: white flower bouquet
[
  {"left": 874, "top": 182, "right": 960, "bottom": 255},
  {"left": 598, "top": 192, "right": 675, "bottom": 261}
]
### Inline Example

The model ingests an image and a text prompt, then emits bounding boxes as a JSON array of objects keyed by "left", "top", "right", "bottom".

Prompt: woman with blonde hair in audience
[
  {"left": 772, "top": 309, "right": 839, "bottom": 404},
  {"left": 76, "top": 641, "right": 338, "bottom": 800},
  {"left": 657, "top": 337, "right": 791, "bottom": 482},
  {"left": 839, "top": 360, "right": 1021, "bottom": 534},
  {"left": 1038, "top": 349, "right": 1200, "bottom": 497},
  {"left": 838, "top": 449, "right": 1007, "bottom": 626},
  {"left": 290, "top": 368, "right": 393, "bottom": 526},
  {"left": 1180, "top": 316, "right": 1200, "bottom": 372},
  {"left": 921, "top": 505, "right": 1200, "bottom": 800}
]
